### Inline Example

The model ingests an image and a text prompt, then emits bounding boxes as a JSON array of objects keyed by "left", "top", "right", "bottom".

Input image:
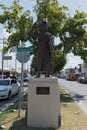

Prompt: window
[{"left": 0, "top": 80, "right": 10, "bottom": 85}]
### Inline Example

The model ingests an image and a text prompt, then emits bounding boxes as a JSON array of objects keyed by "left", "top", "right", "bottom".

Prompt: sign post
[{"left": 17, "top": 46, "right": 34, "bottom": 118}]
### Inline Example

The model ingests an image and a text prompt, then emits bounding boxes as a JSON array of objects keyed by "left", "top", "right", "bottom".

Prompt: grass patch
[
  {"left": 0, "top": 86, "right": 87, "bottom": 130},
  {"left": 60, "top": 86, "right": 73, "bottom": 103},
  {"left": 0, "top": 103, "right": 19, "bottom": 125}
]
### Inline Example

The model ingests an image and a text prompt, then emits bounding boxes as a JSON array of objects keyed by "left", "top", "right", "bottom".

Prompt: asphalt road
[
  {"left": 0, "top": 94, "right": 19, "bottom": 112},
  {"left": 58, "top": 78, "right": 87, "bottom": 115}
]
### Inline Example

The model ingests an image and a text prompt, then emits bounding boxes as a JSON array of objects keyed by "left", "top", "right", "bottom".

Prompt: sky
[{"left": 0, "top": 0, "right": 87, "bottom": 71}]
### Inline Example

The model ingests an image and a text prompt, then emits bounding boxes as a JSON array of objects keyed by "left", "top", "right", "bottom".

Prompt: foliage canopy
[{"left": 0, "top": 0, "right": 87, "bottom": 74}]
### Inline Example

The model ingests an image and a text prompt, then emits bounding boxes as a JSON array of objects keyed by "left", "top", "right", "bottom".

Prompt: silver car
[{"left": 0, "top": 78, "right": 20, "bottom": 100}]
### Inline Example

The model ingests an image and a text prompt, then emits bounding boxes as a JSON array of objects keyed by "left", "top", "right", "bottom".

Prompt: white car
[
  {"left": 23, "top": 78, "right": 30, "bottom": 87},
  {"left": 0, "top": 78, "right": 20, "bottom": 100}
]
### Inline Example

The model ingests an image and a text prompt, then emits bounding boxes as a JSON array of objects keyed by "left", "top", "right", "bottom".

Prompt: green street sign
[{"left": 17, "top": 46, "right": 34, "bottom": 52}]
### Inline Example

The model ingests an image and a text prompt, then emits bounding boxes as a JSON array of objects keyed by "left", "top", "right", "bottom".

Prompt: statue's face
[{"left": 38, "top": 20, "right": 48, "bottom": 32}]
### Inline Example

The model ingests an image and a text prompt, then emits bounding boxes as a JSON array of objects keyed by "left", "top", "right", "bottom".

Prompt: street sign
[
  {"left": 17, "top": 46, "right": 34, "bottom": 52},
  {"left": 3, "top": 56, "right": 12, "bottom": 60},
  {"left": 16, "top": 51, "right": 30, "bottom": 63}
]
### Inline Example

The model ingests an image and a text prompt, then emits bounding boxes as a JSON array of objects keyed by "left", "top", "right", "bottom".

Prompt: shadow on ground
[
  {"left": 72, "top": 94, "right": 86, "bottom": 102},
  {"left": 60, "top": 92, "right": 73, "bottom": 103},
  {"left": 9, "top": 117, "right": 57, "bottom": 130}
]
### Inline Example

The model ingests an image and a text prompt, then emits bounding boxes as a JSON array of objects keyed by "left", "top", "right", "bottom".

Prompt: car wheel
[{"left": 8, "top": 91, "right": 12, "bottom": 100}]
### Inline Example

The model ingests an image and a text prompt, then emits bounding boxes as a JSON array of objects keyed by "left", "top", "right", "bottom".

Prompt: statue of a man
[{"left": 28, "top": 19, "right": 54, "bottom": 77}]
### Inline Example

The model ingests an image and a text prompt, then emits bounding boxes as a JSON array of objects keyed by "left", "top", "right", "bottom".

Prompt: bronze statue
[{"left": 28, "top": 19, "right": 54, "bottom": 77}]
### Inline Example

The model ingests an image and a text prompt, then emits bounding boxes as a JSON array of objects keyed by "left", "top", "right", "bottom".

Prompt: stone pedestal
[{"left": 27, "top": 77, "right": 61, "bottom": 128}]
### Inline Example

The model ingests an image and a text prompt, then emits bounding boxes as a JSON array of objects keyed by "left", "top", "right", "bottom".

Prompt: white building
[{"left": 78, "top": 62, "right": 87, "bottom": 78}]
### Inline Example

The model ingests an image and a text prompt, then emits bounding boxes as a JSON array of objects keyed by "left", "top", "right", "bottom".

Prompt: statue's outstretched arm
[{"left": 28, "top": 22, "right": 38, "bottom": 41}]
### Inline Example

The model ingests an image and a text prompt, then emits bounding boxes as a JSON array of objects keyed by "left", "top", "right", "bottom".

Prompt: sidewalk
[
  {"left": 72, "top": 96, "right": 87, "bottom": 115},
  {"left": 61, "top": 85, "right": 87, "bottom": 115},
  {"left": 59, "top": 79, "right": 87, "bottom": 116}
]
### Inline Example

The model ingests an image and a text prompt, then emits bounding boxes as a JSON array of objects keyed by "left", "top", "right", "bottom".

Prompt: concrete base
[{"left": 27, "top": 77, "right": 61, "bottom": 128}]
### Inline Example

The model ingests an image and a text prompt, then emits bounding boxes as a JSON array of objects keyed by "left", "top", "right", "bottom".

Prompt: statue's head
[{"left": 38, "top": 19, "right": 48, "bottom": 32}]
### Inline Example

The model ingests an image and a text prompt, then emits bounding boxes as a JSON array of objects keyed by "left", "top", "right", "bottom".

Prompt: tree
[
  {"left": 53, "top": 46, "right": 67, "bottom": 73},
  {"left": 34, "top": 0, "right": 68, "bottom": 36},
  {"left": 30, "top": 52, "right": 38, "bottom": 75},
  {"left": 1, "top": 0, "right": 87, "bottom": 73},
  {"left": 59, "top": 10, "right": 87, "bottom": 63},
  {"left": 30, "top": 0, "right": 68, "bottom": 73},
  {"left": 33, "top": 0, "right": 87, "bottom": 71},
  {"left": 0, "top": 0, "right": 33, "bottom": 52}
]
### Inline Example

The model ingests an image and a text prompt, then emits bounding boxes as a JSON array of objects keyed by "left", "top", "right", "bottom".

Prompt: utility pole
[
  {"left": 2, "top": 38, "right": 5, "bottom": 77},
  {"left": 18, "top": 44, "right": 24, "bottom": 118},
  {"left": 0, "top": 38, "right": 5, "bottom": 77}
]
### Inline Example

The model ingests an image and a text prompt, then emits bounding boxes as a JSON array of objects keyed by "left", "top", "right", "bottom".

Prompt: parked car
[
  {"left": 0, "top": 78, "right": 20, "bottom": 100},
  {"left": 80, "top": 78, "right": 87, "bottom": 84},
  {"left": 77, "top": 76, "right": 84, "bottom": 82},
  {"left": 77, "top": 76, "right": 87, "bottom": 84},
  {"left": 18, "top": 75, "right": 31, "bottom": 87},
  {"left": 23, "top": 78, "right": 30, "bottom": 87}
]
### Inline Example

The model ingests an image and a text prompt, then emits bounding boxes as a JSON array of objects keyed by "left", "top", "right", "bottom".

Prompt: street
[
  {"left": 0, "top": 94, "right": 19, "bottom": 112},
  {"left": 58, "top": 78, "right": 87, "bottom": 115}
]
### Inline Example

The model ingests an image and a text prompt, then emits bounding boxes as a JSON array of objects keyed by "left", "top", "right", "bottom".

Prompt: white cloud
[{"left": 64, "top": 52, "right": 83, "bottom": 69}]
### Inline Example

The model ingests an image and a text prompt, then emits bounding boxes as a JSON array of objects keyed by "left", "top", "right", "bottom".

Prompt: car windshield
[{"left": 0, "top": 80, "right": 10, "bottom": 85}]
